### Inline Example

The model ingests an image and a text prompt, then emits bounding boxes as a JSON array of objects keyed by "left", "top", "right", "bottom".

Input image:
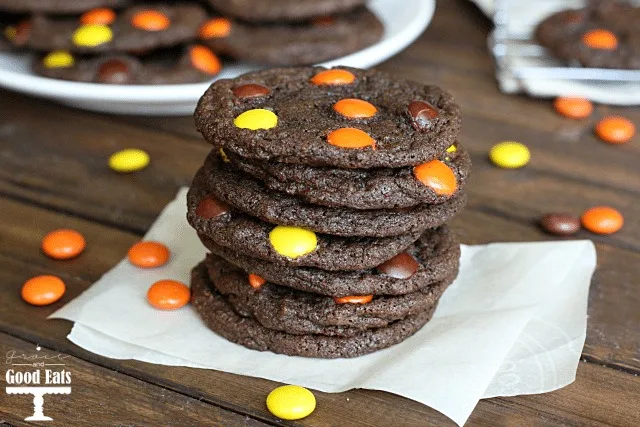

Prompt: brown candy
[
  {"left": 408, "top": 100, "right": 439, "bottom": 132},
  {"left": 376, "top": 252, "right": 419, "bottom": 279},
  {"left": 97, "top": 59, "right": 131, "bottom": 84},
  {"left": 232, "top": 84, "right": 270, "bottom": 99},
  {"left": 539, "top": 213, "right": 580, "bottom": 236},
  {"left": 196, "top": 194, "right": 230, "bottom": 220},
  {"left": 13, "top": 20, "right": 32, "bottom": 46}
]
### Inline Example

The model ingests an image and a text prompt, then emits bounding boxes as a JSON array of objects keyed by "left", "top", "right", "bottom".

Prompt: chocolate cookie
[
  {"left": 191, "top": 262, "right": 438, "bottom": 358},
  {"left": 33, "top": 45, "right": 222, "bottom": 84},
  {"left": 207, "top": 0, "right": 367, "bottom": 23},
  {"left": 11, "top": 4, "right": 207, "bottom": 53},
  {"left": 191, "top": 152, "right": 467, "bottom": 237},
  {"left": 227, "top": 141, "right": 471, "bottom": 210},
  {"left": 204, "top": 226, "right": 460, "bottom": 297},
  {"left": 199, "top": 8, "right": 383, "bottom": 66},
  {"left": 195, "top": 67, "right": 462, "bottom": 169},
  {"left": 0, "top": 0, "right": 129, "bottom": 14},
  {"left": 205, "top": 253, "right": 453, "bottom": 337},
  {"left": 535, "top": 2, "right": 640, "bottom": 69}
]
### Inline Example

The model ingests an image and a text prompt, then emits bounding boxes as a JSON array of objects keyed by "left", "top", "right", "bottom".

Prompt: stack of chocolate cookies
[
  {"left": 187, "top": 66, "right": 471, "bottom": 358},
  {"left": 1, "top": 0, "right": 383, "bottom": 84}
]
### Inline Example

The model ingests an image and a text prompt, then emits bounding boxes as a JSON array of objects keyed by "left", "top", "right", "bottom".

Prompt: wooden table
[{"left": 1, "top": 1, "right": 639, "bottom": 425}]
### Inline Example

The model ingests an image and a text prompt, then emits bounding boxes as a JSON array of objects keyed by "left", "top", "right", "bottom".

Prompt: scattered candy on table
[
  {"left": 128, "top": 241, "right": 170, "bottom": 268},
  {"left": 595, "top": 116, "right": 635, "bottom": 144},
  {"left": 41, "top": 228, "right": 86, "bottom": 260},
  {"left": 269, "top": 226, "right": 318, "bottom": 259},
  {"left": 266, "top": 385, "right": 316, "bottom": 420},
  {"left": 334, "top": 294, "right": 374, "bottom": 304},
  {"left": 539, "top": 213, "right": 581, "bottom": 236},
  {"left": 553, "top": 97, "right": 593, "bottom": 119},
  {"left": 581, "top": 206, "right": 624, "bottom": 235},
  {"left": 489, "top": 141, "right": 530, "bottom": 169},
  {"left": 147, "top": 280, "right": 191, "bottom": 310},
  {"left": 22, "top": 275, "right": 66, "bottom": 306},
  {"left": 108, "top": 148, "right": 150, "bottom": 173}
]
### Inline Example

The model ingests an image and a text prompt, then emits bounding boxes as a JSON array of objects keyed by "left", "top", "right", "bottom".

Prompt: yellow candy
[
  {"left": 446, "top": 144, "right": 457, "bottom": 153},
  {"left": 4, "top": 26, "right": 17, "bottom": 41},
  {"left": 489, "top": 141, "right": 530, "bottom": 169},
  {"left": 43, "top": 51, "right": 74, "bottom": 68},
  {"left": 72, "top": 24, "right": 113, "bottom": 47},
  {"left": 269, "top": 226, "right": 317, "bottom": 259},
  {"left": 266, "top": 385, "right": 316, "bottom": 420},
  {"left": 234, "top": 109, "right": 278, "bottom": 130},
  {"left": 219, "top": 147, "right": 230, "bottom": 163},
  {"left": 109, "top": 149, "right": 150, "bottom": 173}
]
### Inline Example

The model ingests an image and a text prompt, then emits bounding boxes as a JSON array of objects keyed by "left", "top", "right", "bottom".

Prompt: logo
[{"left": 5, "top": 346, "right": 72, "bottom": 421}]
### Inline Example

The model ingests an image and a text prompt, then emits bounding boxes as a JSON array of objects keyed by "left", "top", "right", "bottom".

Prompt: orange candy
[
  {"left": 595, "top": 116, "right": 635, "bottom": 144},
  {"left": 131, "top": 10, "right": 171, "bottom": 31},
  {"left": 190, "top": 45, "right": 222, "bottom": 75},
  {"left": 80, "top": 8, "right": 116, "bottom": 25},
  {"left": 413, "top": 160, "right": 457, "bottom": 196},
  {"left": 248, "top": 274, "right": 266, "bottom": 289},
  {"left": 199, "top": 18, "right": 232, "bottom": 39},
  {"left": 581, "top": 206, "right": 623, "bottom": 235},
  {"left": 334, "top": 295, "right": 373, "bottom": 304},
  {"left": 582, "top": 29, "right": 618, "bottom": 50},
  {"left": 41, "top": 229, "right": 86, "bottom": 260},
  {"left": 312, "top": 16, "right": 335, "bottom": 26},
  {"left": 553, "top": 97, "right": 593, "bottom": 119},
  {"left": 311, "top": 69, "right": 355, "bottom": 86},
  {"left": 128, "top": 241, "right": 170, "bottom": 268},
  {"left": 333, "top": 99, "right": 377, "bottom": 119},
  {"left": 327, "top": 128, "right": 375, "bottom": 149},
  {"left": 147, "top": 280, "right": 191, "bottom": 310},
  {"left": 22, "top": 275, "right": 66, "bottom": 306}
]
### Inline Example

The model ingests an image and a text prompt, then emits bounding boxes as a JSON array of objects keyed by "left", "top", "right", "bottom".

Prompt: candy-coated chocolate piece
[
  {"left": 4, "top": 26, "right": 17, "bottom": 41},
  {"left": 233, "top": 84, "right": 270, "bottom": 99},
  {"left": 310, "top": 69, "right": 355, "bottom": 85},
  {"left": 376, "top": 252, "right": 419, "bottom": 279},
  {"left": 312, "top": 16, "right": 335, "bottom": 26},
  {"left": 582, "top": 29, "right": 618, "bottom": 50},
  {"left": 581, "top": 206, "right": 623, "bottom": 235},
  {"left": 6, "top": 20, "right": 31, "bottom": 45},
  {"left": 196, "top": 194, "right": 230, "bottom": 219},
  {"left": 109, "top": 148, "right": 150, "bottom": 173},
  {"left": 72, "top": 24, "right": 113, "bottom": 47},
  {"left": 269, "top": 225, "right": 318, "bottom": 259},
  {"left": 413, "top": 160, "right": 457, "bottom": 196},
  {"left": 219, "top": 148, "right": 230, "bottom": 163},
  {"left": 131, "top": 10, "right": 171, "bottom": 31},
  {"left": 199, "top": 18, "right": 232, "bottom": 39},
  {"left": 333, "top": 98, "right": 377, "bottom": 119},
  {"left": 266, "top": 385, "right": 316, "bottom": 420},
  {"left": 446, "top": 144, "right": 457, "bottom": 153},
  {"left": 595, "top": 116, "right": 635, "bottom": 144},
  {"left": 407, "top": 100, "right": 439, "bottom": 132},
  {"left": 489, "top": 141, "right": 530, "bottom": 169},
  {"left": 334, "top": 294, "right": 374, "bottom": 304},
  {"left": 43, "top": 50, "right": 74, "bottom": 68},
  {"left": 553, "top": 97, "right": 593, "bottom": 119},
  {"left": 326, "top": 127, "right": 375, "bottom": 149},
  {"left": 147, "top": 280, "right": 190, "bottom": 310},
  {"left": 41, "top": 229, "right": 86, "bottom": 260},
  {"left": 234, "top": 109, "right": 278, "bottom": 130},
  {"left": 190, "top": 45, "right": 222, "bottom": 75},
  {"left": 540, "top": 213, "right": 581, "bottom": 236},
  {"left": 22, "top": 275, "right": 66, "bottom": 306},
  {"left": 97, "top": 59, "right": 131, "bottom": 84},
  {"left": 248, "top": 274, "right": 266, "bottom": 289},
  {"left": 80, "top": 8, "right": 116, "bottom": 26},
  {"left": 128, "top": 241, "right": 170, "bottom": 268}
]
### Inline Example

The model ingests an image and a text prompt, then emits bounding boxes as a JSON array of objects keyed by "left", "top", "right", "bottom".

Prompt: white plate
[{"left": 0, "top": 0, "right": 434, "bottom": 115}]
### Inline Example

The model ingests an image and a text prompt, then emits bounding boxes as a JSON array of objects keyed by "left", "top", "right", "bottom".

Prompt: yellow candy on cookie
[
  {"left": 43, "top": 51, "right": 75, "bottom": 68},
  {"left": 269, "top": 226, "right": 317, "bottom": 259},
  {"left": 72, "top": 24, "right": 113, "bottom": 47},
  {"left": 446, "top": 144, "right": 457, "bottom": 153},
  {"left": 234, "top": 109, "right": 278, "bottom": 130}
]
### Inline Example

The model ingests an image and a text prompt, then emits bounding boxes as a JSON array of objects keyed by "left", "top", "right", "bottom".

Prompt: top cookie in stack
[{"left": 187, "top": 66, "right": 471, "bottom": 358}]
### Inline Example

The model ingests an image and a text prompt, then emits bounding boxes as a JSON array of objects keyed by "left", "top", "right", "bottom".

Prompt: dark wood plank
[{"left": 0, "top": 333, "right": 270, "bottom": 427}]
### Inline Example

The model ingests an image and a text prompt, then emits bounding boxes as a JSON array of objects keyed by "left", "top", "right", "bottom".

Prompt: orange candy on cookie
[
  {"left": 582, "top": 29, "right": 618, "bottom": 50},
  {"left": 22, "top": 275, "right": 66, "bottom": 306},
  {"left": 413, "top": 160, "right": 457, "bottom": 196},
  {"left": 81, "top": 8, "right": 116, "bottom": 25},
  {"left": 334, "top": 295, "right": 373, "bottom": 304},
  {"left": 553, "top": 97, "right": 593, "bottom": 119},
  {"left": 248, "top": 274, "right": 266, "bottom": 289},
  {"left": 199, "top": 18, "right": 232, "bottom": 39},
  {"left": 333, "top": 99, "right": 377, "bottom": 119},
  {"left": 581, "top": 206, "right": 623, "bottom": 235},
  {"left": 327, "top": 128, "right": 375, "bottom": 149},
  {"left": 311, "top": 69, "right": 355, "bottom": 86},
  {"left": 595, "top": 116, "right": 635, "bottom": 144},
  {"left": 41, "top": 229, "right": 86, "bottom": 260},
  {"left": 128, "top": 241, "right": 170, "bottom": 268},
  {"left": 147, "top": 280, "right": 191, "bottom": 310},
  {"left": 131, "top": 10, "right": 171, "bottom": 31},
  {"left": 190, "top": 45, "right": 222, "bottom": 75}
]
